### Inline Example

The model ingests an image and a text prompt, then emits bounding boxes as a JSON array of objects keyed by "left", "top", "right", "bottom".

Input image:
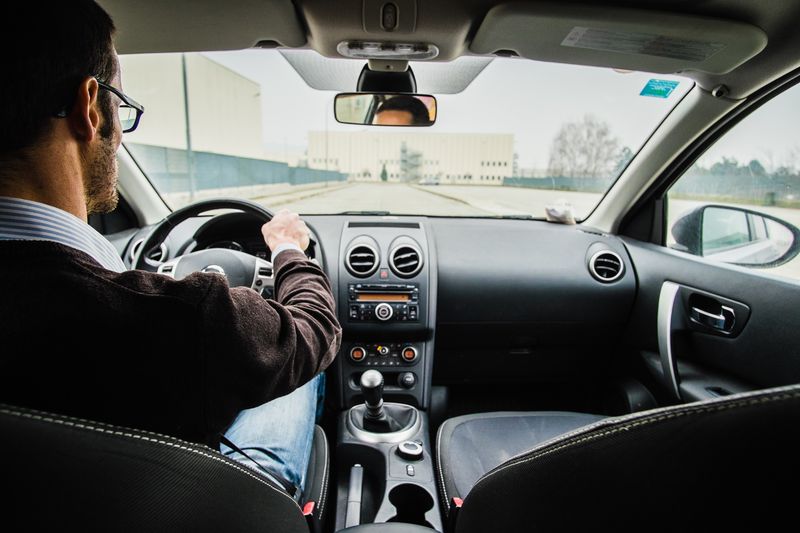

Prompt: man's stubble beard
[{"left": 84, "top": 110, "right": 119, "bottom": 215}]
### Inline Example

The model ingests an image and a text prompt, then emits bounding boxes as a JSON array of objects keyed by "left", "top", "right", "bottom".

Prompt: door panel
[{"left": 623, "top": 238, "right": 800, "bottom": 401}]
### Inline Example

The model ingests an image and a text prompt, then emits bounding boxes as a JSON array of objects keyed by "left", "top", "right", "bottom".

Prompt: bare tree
[{"left": 548, "top": 115, "right": 620, "bottom": 179}]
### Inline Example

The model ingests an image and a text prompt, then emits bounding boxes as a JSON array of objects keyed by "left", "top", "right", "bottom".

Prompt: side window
[{"left": 667, "top": 83, "right": 800, "bottom": 279}]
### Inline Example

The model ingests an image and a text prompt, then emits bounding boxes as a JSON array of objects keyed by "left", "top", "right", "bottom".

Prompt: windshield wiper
[
  {"left": 339, "top": 210, "right": 392, "bottom": 216},
  {"left": 499, "top": 214, "right": 538, "bottom": 220}
]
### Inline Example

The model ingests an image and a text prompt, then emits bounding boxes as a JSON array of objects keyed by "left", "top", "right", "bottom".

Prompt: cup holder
[{"left": 386, "top": 484, "right": 435, "bottom": 528}]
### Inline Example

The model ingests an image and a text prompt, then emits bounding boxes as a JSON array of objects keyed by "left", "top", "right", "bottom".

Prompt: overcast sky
[{"left": 205, "top": 49, "right": 799, "bottom": 171}]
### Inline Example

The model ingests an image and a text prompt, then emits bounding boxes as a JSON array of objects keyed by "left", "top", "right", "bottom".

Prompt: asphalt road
[
  {"left": 269, "top": 182, "right": 490, "bottom": 216},
  {"left": 269, "top": 182, "right": 603, "bottom": 218}
]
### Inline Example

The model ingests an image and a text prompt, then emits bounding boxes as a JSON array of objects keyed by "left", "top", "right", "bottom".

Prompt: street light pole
[{"left": 182, "top": 53, "right": 196, "bottom": 202}]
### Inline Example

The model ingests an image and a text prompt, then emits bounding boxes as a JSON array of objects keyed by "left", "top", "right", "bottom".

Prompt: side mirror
[
  {"left": 670, "top": 205, "right": 800, "bottom": 267},
  {"left": 334, "top": 93, "right": 437, "bottom": 126}
]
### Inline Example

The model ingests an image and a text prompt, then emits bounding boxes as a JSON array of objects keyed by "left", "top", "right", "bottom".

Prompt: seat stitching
[
  {"left": 318, "top": 427, "right": 330, "bottom": 518},
  {"left": 1, "top": 407, "right": 301, "bottom": 509},
  {"left": 436, "top": 420, "right": 450, "bottom": 514},
  {"left": 477, "top": 391, "right": 800, "bottom": 488},
  {"left": 1, "top": 404, "right": 200, "bottom": 442}
]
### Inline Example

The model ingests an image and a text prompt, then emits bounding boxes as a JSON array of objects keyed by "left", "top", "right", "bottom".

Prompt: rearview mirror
[
  {"left": 670, "top": 205, "right": 800, "bottom": 267},
  {"left": 334, "top": 93, "right": 437, "bottom": 126}
]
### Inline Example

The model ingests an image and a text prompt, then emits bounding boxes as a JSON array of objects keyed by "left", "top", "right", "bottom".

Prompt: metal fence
[{"left": 127, "top": 143, "right": 346, "bottom": 194}]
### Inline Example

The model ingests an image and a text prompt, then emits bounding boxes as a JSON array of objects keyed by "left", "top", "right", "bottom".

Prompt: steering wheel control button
[
  {"left": 399, "top": 372, "right": 416, "bottom": 389},
  {"left": 375, "top": 303, "right": 393, "bottom": 321},
  {"left": 350, "top": 347, "right": 366, "bottom": 362},
  {"left": 397, "top": 441, "right": 424, "bottom": 461},
  {"left": 401, "top": 346, "right": 418, "bottom": 362}
]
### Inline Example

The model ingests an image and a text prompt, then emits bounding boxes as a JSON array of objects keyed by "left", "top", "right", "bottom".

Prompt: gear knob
[{"left": 360, "top": 370, "right": 384, "bottom": 415}]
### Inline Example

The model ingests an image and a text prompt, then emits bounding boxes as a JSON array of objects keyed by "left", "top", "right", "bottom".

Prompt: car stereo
[{"left": 347, "top": 283, "right": 420, "bottom": 322}]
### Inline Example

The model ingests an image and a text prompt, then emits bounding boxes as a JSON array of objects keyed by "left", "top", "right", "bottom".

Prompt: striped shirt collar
[{"left": 0, "top": 196, "right": 126, "bottom": 272}]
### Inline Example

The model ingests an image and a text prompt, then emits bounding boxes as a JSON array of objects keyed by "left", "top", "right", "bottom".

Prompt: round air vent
[
  {"left": 129, "top": 238, "right": 167, "bottom": 263},
  {"left": 389, "top": 244, "right": 423, "bottom": 278},
  {"left": 346, "top": 243, "right": 379, "bottom": 277},
  {"left": 589, "top": 250, "right": 624, "bottom": 283}
]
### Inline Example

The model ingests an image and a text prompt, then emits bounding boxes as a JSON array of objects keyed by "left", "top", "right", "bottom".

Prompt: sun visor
[
  {"left": 470, "top": 3, "right": 767, "bottom": 75},
  {"left": 99, "top": 0, "right": 306, "bottom": 54}
]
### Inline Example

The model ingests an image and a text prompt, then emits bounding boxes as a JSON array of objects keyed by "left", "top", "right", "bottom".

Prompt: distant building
[
  {"left": 119, "top": 54, "right": 265, "bottom": 160},
  {"left": 117, "top": 54, "right": 345, "bottom": 201},
  {"left": 307, "top": 131, "right": 514, "bottom": 185}
]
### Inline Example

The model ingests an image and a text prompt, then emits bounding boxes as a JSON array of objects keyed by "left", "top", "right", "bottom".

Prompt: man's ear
[{"left": 67, "top": 77, "right": 101, "bottom": 143}]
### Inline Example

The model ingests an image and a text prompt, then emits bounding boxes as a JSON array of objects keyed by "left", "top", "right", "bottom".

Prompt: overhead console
[{"left": 336, "top": 220, "right": 435, "bottom": 410}]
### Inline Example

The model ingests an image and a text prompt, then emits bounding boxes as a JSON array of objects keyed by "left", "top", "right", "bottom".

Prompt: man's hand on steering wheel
[
  {"left": 132, "top": 199, "right": 316, "bottom": 297},
  {"left": 262, "top": 209, "right": 311, "bottom": 252}
]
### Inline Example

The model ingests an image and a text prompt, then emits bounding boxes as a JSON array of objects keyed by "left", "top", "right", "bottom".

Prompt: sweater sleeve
[{"left": 199, "top": 249, "right": 341, "bottom": 437}]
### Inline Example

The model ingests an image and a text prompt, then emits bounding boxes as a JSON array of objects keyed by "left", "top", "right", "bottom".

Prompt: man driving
[{"left": 0, "top": 1, "right": 341, "bottom": 498}]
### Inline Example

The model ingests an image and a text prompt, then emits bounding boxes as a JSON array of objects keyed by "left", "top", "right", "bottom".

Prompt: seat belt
[{"left": 219, "top": 434, "right": 299, "bottom": 499}]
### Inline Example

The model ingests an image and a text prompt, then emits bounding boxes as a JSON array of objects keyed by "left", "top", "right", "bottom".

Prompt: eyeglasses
[
  {"left": 96, "top": 79, "right": 144, "bottom": 133},
  {"left": 55, "top": 78, "right": 145, "bottom": 134}
]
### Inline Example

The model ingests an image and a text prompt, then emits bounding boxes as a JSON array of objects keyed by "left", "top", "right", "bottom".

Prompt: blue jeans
[{"left": 220, "top": 373, "right": 325, "bottom": 496}]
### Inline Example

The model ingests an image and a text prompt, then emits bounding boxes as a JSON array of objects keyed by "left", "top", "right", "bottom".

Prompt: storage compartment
[
  {"left": 386, "top": 484, "right": 435, "bottom": 528},
  {"left": 337, "top": 444, "right": 387, "bottom": 524},
  {"left": 335, "top": 409, "right": 444, "bottom": 532}
]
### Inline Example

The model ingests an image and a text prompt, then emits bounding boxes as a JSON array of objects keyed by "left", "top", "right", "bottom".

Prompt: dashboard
[{"left": 122, "top": 213, "right": 636, "bottom": 410}]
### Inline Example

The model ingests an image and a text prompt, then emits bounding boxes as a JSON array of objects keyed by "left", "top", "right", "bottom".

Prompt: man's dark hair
[
  {"left": 376, "top": 95, "right": 431, "bottom": 125},
  {"left": 0, "top": 1, "right": 116, "bottom": 157}
]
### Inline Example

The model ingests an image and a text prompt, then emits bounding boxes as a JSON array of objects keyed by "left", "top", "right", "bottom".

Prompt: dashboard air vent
[
  {"left": 346, "top": 244, "right": 379, "bottom": 277},
  {"left": 589, "top": 251, "right": 624, "bottom": 283},
  {"left": 129, "top": 238, "right": 167, "bottom": 263},
  {"left": 390, "top": 244, "right": 423, "bottom": 278}
]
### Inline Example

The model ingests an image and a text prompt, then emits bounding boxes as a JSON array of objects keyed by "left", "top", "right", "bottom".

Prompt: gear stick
[
  {"left": 361, "top": 369, "right": 386, "bottom": 418},
  {"left": 360, "top": 370, "right": 404, "bottom": 433}
]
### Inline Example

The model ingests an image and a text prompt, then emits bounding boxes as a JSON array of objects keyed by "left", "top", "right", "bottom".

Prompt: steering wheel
[{"left": 133, "top": 198, "right": 279, "bottom": 296}]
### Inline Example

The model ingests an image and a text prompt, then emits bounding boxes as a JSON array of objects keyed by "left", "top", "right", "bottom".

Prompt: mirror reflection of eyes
[{"left": 334, "top": 93, "right": 437, "bottom": 127}]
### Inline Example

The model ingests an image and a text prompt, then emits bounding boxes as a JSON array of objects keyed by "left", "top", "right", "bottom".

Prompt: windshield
[{"left": 120, "top": 50, "right": 691, "bottom": 219}]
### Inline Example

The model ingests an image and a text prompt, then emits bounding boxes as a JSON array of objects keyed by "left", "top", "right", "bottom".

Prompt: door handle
[{"left": 690, "top": 305, "right": 735, "bottom": 332}]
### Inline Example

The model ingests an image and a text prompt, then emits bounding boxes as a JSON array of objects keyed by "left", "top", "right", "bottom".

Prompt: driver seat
[{"left": 0, "top": 403, "right": 330, "bottom": 532}]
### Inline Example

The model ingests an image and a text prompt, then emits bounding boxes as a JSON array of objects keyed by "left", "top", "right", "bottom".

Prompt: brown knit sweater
[{"left": 0, "top": 240, "right": 341, "bottom": 447}]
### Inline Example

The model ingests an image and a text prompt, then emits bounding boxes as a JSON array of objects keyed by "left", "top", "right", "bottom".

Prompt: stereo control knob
[
  {"left": 350, "top": 346, "right": 366, "bottom": 362},
  {"left": 375, "top": 303, "right": 393, "bottom": 321},
  {"left": 401, "top": 346, "right": 418, "bottom": 362}
]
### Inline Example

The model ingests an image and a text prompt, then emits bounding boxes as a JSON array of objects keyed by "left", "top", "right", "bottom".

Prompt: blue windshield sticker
[{"left": 640, "top": 79, "right": 680, "bottom": 98}]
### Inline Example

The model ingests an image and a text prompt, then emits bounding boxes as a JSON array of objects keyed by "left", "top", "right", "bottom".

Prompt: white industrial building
[{"left": 307, "top": 131, "right": 514, "bottom": 185}]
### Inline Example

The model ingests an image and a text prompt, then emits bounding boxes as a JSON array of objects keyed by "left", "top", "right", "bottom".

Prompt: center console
[
  {"left": 335, "top": 221, "right": 435, "bottom": 410},
  {"left": 335, "top": 371, "right": 443, "bottom": 532},
  {"left": 333, "top": 220, "right": 441, "bottom": 532}
]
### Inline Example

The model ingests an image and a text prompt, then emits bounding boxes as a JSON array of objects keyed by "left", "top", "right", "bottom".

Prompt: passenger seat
[{"left": 435, "top": 384, "right": 800, "bottom": 531}]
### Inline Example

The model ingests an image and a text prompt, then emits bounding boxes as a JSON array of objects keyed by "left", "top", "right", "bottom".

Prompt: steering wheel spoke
[
  {"left": 253, "top": 257, "right": 276, "bottom": 298},
  {"left": 157, "top": 257, "right": 181, "bottom": 278}
]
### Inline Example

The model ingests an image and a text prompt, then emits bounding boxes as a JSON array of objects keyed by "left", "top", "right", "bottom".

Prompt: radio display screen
[{"left": 357, "top": 293, "right": 410, "bottom": 302}]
